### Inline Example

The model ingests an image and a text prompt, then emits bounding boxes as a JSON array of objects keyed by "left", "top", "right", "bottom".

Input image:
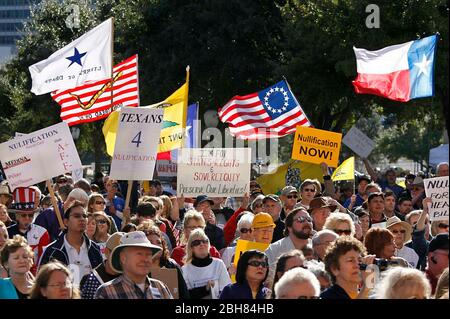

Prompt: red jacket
[{"left": 223, "top": 207, "right": 244, "bottom": 247}]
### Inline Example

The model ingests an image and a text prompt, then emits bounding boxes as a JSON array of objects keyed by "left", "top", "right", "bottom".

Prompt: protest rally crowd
[{"left": 0, "top": 159, "right": 448, "bottom": 300}]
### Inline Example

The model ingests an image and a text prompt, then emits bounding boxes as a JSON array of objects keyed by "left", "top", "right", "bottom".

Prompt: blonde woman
[
  {"left": 323, "top": 212, "right": 356, "bottom": 237},
  {"left": 181, "top": 228, "right": 231, "bottom": 299},
  {"left": 30, "top": 261, "right": 80, "bottom": 299},
  {"left": 374, "top": 267, "right": 431, "bottom": 299},
  {"left": 0, "top": 235, "right": 34, "bottom": 299},
  {"left": 170, "top": 210, "right": 221, "bottom": 266},
  {"left": 87, "top": 193, "right": 118, "bottom": 234}
]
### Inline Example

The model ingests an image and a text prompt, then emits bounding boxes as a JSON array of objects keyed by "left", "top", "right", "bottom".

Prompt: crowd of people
[{"left": 0, "top": 160, "right": 448, "bottom": 300}]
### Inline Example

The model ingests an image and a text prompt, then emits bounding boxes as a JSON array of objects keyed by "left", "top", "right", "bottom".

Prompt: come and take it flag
[
  {"left": 51, "top": 55, "right": 139, "bottom": 126},
  {"left": 218, "top": 79, "right": 311, "bottom": 139},
  {"left": 352, "top": 35, "right": 437, "bottom": 102},
  {"left": 29, "top": 18, "right": 113, "bottom": 95},
  {"left": 103, "top": 67, "right": 190, "bottom": 156},
  {"left": 256, "top": 160, "right": 323, "bottom": 195},
  {"left": 331, "top": 156, "right": 355, "bottom": 181}
]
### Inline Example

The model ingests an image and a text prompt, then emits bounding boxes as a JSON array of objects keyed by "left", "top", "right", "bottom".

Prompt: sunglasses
[
  {"left": 18, "top": 213, "right": 34, "bottom": 218},
  {"left": 302, "top": 188, "right": 315, "bottom": 193},
  {"left": 95, "top": 201, "right": 106, "bottom": 205},
  {"left": 96, "top": 219, "right": 108, "bottom": 225},
  {"left": 240, "top": 228, "right": 252, "bottom": 234},
  {"left": 391, "top": 229, "right": 406, "bottom": 234},
  {"left": 287, "top": 194, "right": 298, "bottom": 199},
  {"left": 191, "top": 239, "right": 209, "bottom": 247},
  {"left": 333, "top": 229, "right": 352, "bottom": 235},
  {"left": 438, "top": 223, "right": 449, "bottom": 229},
  {"left": 295, "top": 216, "right": 313, "bottom": 223},
  {"left": 248, "top": 260, "right": 269, "bottom": 268}
]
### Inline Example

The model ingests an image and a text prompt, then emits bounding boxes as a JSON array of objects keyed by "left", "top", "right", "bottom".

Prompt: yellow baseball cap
[{"left": 251, "top": 212, "right": 276, "bottom": 229}]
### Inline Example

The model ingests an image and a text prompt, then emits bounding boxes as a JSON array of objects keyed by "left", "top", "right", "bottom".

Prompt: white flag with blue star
[{"left": 29, "top": 18, "right": 113, "bottom": 95}]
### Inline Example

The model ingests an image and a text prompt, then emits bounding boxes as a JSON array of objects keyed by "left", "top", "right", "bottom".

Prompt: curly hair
[
  {"left": 323, "top": 236, "right": 367, "bottom": 284},
  {"left": 323, "top": 213, "right": 356, "bottom": 237},
  {"left": 0, "top": 235, "right": 34, "bottom": 270}
]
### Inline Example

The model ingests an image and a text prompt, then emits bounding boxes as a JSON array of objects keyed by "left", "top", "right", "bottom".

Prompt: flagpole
[
  {"left": 110, "top": 17, "right": 115, "bottom": 113},
  {"left": 181, "top": 66, "right": 190, "bottom": 149},
  {"left": 46, "top": 180, "right": 65, "bottom": 231},
  {"left": 283, "top": 76, "right": 314, "bottom": 127}
]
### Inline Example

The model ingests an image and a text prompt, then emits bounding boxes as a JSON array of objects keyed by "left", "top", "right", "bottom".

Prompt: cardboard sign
[
  {"left": 149, "top": 267, "right": 179, "bottom": 299},
  {"left": 342, "top": 126, "right": 375, "bottom": 158},
  {"left": 109, "top": 107, "right": 163, "bottom": 180},
  {"left": 0, "top": 122, "right": 82, "bottom": 190},
  {"left": 424, "top": 176, "right": 449, "bottom": 221},
  {"left": 156, "top": 160, "right": 178, "bottom": 177},
  {"left": 177, "top": 148, "right": 251, "bottom": 197},
  {"left": 291, "top": 126, "right": 342, "bottom": 167}
]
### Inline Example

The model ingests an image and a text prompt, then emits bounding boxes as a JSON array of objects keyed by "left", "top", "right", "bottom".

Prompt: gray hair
[
  {"left": 237, "top": 212, "right": 254, "bottom": 230},
  {"left": 67, "top": 188, "right": 89, "bottom": 204},
  {"left": 251, "top": 194, "right": 265, "bottom": 211},
  {"left": 374, "top": 267, "right": 431, "bottom": 299},
  {"left": 323, "top": 212, "right": 356, "bottom": 237},
  {"left": 312, "top": 229, "right": 339, "bottom": 247},
  {"left": 274, "top": 267, "right": 321, "bottom": 299}
]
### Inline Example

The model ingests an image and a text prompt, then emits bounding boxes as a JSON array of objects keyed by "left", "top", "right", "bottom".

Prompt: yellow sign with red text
[{"left": 291, "top": 126, "right": 342, "bottom": 168}]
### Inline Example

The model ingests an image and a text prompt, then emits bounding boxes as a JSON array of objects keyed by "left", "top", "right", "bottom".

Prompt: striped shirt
[{"left": 94, "top": 274, "right": 173, "bottom": 299}]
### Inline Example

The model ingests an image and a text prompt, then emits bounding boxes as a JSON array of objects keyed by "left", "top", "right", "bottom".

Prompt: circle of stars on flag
[{"left": 263, "top": 86, "right": 289, "bottom": 114}]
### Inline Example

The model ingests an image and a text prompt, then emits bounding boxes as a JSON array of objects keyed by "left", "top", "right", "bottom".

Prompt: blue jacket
[
  {"left": 38, "top": 232, "right": 102, "bottom": 270},
  {"left": 34, "top": 203, "right": 64, "bottom": 241},
  {"left": 0, "top": 278, "right": 18, "bottom": 299},
  {"left": 406, "top": 227, "right": 430, "bottom": 270},
  {"left": 219, "top": 282, "right": 269, "bottom": 299}
]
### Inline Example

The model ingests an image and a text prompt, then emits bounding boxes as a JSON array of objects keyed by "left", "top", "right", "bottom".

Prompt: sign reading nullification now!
[
  {"left": 291, "top": 126, "right": 342, "bottom": 168},
  {"left": 177, "top": 148, "right": 251, "bottom": 197}
]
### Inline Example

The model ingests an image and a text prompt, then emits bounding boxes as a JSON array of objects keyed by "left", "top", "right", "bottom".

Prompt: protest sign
[
  {"left": 109, "top": 107, "right": 163, "bottom": 181},
  {"left": 0, "top": 122, "right": 82, "bottom": 189},
  {"left": 424, "top": 176, "right": 449, "bottom": 221},
  {"left": 149, "top": 268, "right": 179, "bottom": 299},
  {"left": 177, "top": 148, "right": 251, "bottom": 197},
  {"left": 342, "top": 126, "right": 375, "bottom": 158},
  {"left": 156, "top": 160, "right": 178, "bottom": 177},
  {"left": 291, "top": 126, "right": 342, "bottom": 167}
]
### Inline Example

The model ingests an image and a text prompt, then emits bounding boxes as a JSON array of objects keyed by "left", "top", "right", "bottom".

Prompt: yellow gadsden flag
[
  {"left": 331, "top": 156, "right": 355, "bottom": 181},
  {"left": 102, "top": 67, "right": 190, "bottom": 156},
  {"left": 256, "top": 160, "right": 323, "bottom": 195}
]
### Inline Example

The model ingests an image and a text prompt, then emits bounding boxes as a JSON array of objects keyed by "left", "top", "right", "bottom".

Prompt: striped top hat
[{"left": 10, "top": 187, "right": 39, "bottom": 212}]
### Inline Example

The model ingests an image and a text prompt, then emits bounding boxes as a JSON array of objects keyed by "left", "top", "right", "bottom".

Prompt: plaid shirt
[{"left": 94, "top": 274, "right": 173, "bottom": 299}]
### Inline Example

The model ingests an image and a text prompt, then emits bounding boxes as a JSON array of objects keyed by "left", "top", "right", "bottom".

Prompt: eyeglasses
[
  {"left": 302, "top": 188, "right": 315, "bottom": 193},
  {"left": 297, "top": 296, "right": 320, "bottom": 299},
  {"left": 47, "top": 281, "right": 72, "bottom": 289},
  {"left": 438, "top": 223, "right": 449, "bottom": 229},
  {"left": 96, "top": 219, "right": 108, "bottom": 225},
  {"left": 333, "top": 229, "right": 352, "bottom": 235},
  {"left": 191, "top": 239, "right": 209, "bottom": 247},
  {"left": 70, "top": 213, "right": 88, "bottom": 219},
  {"left": 18, "top": 213, "right": 34, "bottom": 218},
  {"left": 391, "top": 229, "right": 406, "bottom": 234},
  {"left": 295, "top": 216, "right": 313, "bottom": 224},
  {"left": 240, "top": 228, "right": 252, "bottom": 234},
  {"left": 95, "top": 201, "right": 106, "bottom": 205},
  {"left": 287, "top": 194, "right": 298, "bottom": 199},
  {"left": 247, "top": 260, "right": 269, "bottom": 268}
]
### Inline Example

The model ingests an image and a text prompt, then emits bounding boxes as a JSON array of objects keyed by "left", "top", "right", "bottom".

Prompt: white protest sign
[
  {"left": 177, "top": 148, "right": 251, "bottom": 197},
  {"left": 0, "top": 122, "right": 82, "bottom": 189},
  {"left": 109, "top": 107, "right": 163, "bottom": 181},
  {"left": 156, "top": 160, "right": 177, "bottom": 177},
  {"left": 424, "top": 176, "right": 449, "bottom": 221},
  {"left": 342, "top": 126, "right": 375, "bottom": 158}
]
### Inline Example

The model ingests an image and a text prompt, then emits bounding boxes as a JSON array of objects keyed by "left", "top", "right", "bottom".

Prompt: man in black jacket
[{"left": 38, "top": 200, "right": 102, "bottom": 286}]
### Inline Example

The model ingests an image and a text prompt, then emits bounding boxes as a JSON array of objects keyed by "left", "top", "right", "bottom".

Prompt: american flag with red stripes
[
  {"left": 51, "top": 54, "right": 139, "bottom": 126},
  {"left": 218, "top": 79, "right": 311, "bottom": 139}
]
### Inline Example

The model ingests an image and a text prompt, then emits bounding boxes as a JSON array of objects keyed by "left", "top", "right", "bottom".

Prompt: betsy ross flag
[
  {"left": 51, "top": 55, "right": 139, "bottom": 126},
  {"left": 352, "top": 35, "right": 437, "bottom": 102},
  {"left": 218, "top": 79, "right": 311, "bottom": 139}
]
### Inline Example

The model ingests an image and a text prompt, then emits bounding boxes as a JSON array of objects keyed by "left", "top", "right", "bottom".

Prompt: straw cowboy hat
[
  {"left": 110, "top": 231, "right": 162, "bottom": 273},
  {"left": 386, "top": 216, "right": 412, "bottom": 243}
]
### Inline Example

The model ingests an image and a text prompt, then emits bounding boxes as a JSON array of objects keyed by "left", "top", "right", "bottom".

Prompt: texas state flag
[{"left": 352, "top": 35, "right": 437, "bottom": 102}]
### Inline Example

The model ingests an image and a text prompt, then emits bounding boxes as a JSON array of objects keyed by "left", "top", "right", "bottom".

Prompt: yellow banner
[
  {"left": 332, "top": 156, "right": 355, "bottom": 181},
  {"left": 291, "top": 126, "right": 342, "bottom": 168}
]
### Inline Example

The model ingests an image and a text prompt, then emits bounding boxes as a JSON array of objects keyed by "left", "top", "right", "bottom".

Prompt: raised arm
[{"left": 362, "top": 158, "right": 378, "bottom": 182}]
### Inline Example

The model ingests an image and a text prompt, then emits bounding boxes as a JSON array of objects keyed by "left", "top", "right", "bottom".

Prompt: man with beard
[{"left": 265, "top": 208, "right": 313, "bottom": 286}]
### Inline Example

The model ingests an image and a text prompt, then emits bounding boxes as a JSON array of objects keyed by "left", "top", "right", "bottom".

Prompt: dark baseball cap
[
  {"left": 194, "top": 195, "right": 214, "bottom": 207},
  {"left": 429, "top": 233, "right": 449, "bottom": 252}
]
